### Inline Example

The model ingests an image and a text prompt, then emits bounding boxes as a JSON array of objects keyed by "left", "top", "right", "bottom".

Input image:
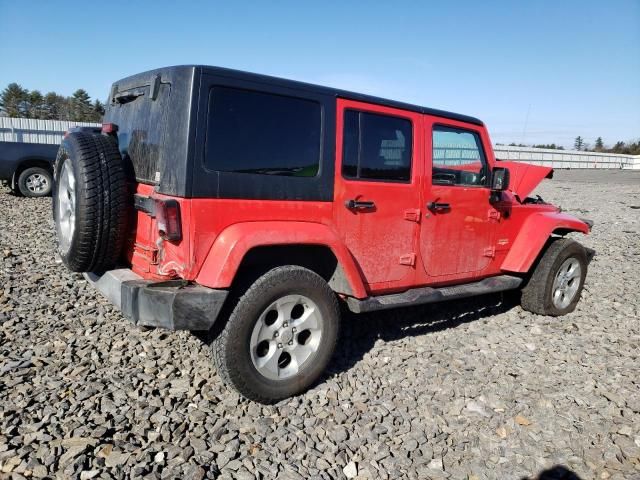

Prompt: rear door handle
[
  {"left": 345, "top": 199, "right": 375, "bottom": 210},
  {"left": 427, "top": 201, "right": 451, "bottom": 212}
]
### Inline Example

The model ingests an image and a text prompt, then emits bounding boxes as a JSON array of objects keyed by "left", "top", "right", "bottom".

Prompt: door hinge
[
  {"left": 404, "top": 208, "right": 421, "bottom": 223},
  {"left": 483, "top": 247, "right": 496, "bottom": 258},
  {"left": 399, "top": 253, "right": 416, "bottom": 266},
  {"left": 488, "top": 209, "right": 501, "bottom": 220}
]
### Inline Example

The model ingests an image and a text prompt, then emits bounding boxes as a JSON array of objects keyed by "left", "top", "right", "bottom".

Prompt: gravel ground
[{"left": 0, "top": 170, "right": 639, "bottom": 480}]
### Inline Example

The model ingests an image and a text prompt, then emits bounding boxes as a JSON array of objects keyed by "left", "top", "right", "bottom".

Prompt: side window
[
  {"left": 205, "top": 87, "right": 321, "bottom": 177},
  {"left": 432, "top": 126, "right": 488, "bottom": 186},
  {"left": 343, "top": 110, "right": 412, "bottom": 182}
]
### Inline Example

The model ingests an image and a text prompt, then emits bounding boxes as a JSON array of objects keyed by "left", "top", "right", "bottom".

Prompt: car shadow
[
  {"left": 3, "top": 188, "right": 21, "bottom": 197},
  {"left": 326, "top": 291, "right": 519, "bottom": 376},
  {"left": 525, "top": 465, "right": 584, "bottom": 480}
]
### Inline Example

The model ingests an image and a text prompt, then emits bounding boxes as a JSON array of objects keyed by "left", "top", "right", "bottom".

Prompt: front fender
[
  {"left": 195, "top": 221, "right": 368, "bottom": 298},
  {"left": 501, "top": 212, "right": 590, "bottom": 273}
]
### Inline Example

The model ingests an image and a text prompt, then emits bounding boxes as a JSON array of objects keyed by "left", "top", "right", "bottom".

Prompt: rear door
[
  {"left": 419, "top": 118, "right": 496, "bottom": 281},
  {"left": 334, "top": 99, "right": 423, "bottom": 292}
]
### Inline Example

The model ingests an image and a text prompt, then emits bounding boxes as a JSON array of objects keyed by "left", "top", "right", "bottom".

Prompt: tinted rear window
[
  {"left": 107, "top": 82, "right": 171, "bottom": 184},
  {"left": 205, "top": 87, "right": 321, "bottom": 177}
]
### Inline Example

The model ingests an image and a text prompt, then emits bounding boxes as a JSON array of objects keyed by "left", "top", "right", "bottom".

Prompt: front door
[
  {"left": 420, "top": 119, "right": 495, "bottom": 280},
  {"left": 334, "top": 99, "right": 423, "bottom": 291}
]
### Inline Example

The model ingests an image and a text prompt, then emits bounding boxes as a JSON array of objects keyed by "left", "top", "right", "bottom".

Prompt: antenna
[{"left": 521, "top": 103, "right": 531, "bottom": 145}]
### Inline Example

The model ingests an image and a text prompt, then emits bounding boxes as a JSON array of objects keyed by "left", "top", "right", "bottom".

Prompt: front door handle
[
  {"left": 427, "top": 201, "right": 451, "bottom": 212},
  {"left": 345, "top": 199, "right": 375, "bottom": 210}
]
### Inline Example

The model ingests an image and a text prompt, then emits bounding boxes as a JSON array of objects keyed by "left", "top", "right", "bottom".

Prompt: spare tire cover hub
[{"left": 56, "top": 158, "right": 76, "bottom": 254}]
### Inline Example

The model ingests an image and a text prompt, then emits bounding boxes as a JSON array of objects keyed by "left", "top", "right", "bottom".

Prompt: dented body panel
[
  {"left": 497, "top": 161, "right": 554, "bottom": 199},
  {"left": 500, "top": 211, "right": 590, "bottom": 273}
]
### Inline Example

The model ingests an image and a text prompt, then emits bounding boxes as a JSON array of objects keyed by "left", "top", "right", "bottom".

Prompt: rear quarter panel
[{"left": 192, "top": 214, "right": 368, "bottom": 298}]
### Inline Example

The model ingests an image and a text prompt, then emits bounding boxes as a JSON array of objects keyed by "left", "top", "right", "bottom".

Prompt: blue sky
[{"left": 1, "top": 0, "right": 638, "bottom": 148}]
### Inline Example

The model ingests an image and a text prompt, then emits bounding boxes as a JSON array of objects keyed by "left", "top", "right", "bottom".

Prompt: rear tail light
[
  {"left": 101, "top": 123, "right": 119, "bottom": 135},
  {"left": 155, "top": 199, "right": 182, "bottom": 241}
]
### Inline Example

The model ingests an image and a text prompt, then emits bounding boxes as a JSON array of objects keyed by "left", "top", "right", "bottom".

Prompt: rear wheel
[
  {"left": 18, "top": 167, "right": 52, "bottom": 197},
  {"left": 211, "top": 266, "right": 340, "bottom": 403},
  {"left": 521, "top": 238, "right": 588, "bottom": 316}
]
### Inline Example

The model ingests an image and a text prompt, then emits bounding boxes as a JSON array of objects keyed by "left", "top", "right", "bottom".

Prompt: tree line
[
  {"left": 499, "top": 136, "right": 640, "bottom": 155},
  {"left": 3, "top": 81, "right": 638, "bottom": 154},
  {"left": 573, "top": 136, "right": 640, "bottom": 155},
  {"left": 0, "top": 83, "right": 104, "bottom": 123}
]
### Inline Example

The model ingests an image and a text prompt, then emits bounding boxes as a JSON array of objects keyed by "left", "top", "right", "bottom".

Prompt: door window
[
  {"left": 343, "top": 110, "right": 412, "bottom": 182},
  {"left": 432, "top": 126, "right": 488, "bottom": 186}
]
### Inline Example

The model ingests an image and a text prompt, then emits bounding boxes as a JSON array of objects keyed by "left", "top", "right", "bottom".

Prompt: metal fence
[
  {"left": 0, "top": 117, "right": 101, "bottom": 145},
  {"left": 493, "top": 145, "right": 640, "bottom": 170},
  {"left": 2, "top": 116, "right": 639, "bottom": 170}
]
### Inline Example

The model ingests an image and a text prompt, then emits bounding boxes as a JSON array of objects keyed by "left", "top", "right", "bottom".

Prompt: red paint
[
  {"left": 333, "top": 99, "right": 423, "bottom": 292},
  {"left": 101, "top": 123, "right": 118, "bottom": 134},
  {"left": 195, "top": 221, "right": 367, "bottom": 298},
  {"left": 418, "top": 116, "right": 495, "bottom": 283},
  {"left": 500, "top": 211, "right": 590, "bottom": 272},
  {"left": 127, "top": 99, "right": 591, "bottom": 299},
  {"left": 498, "top": 161, "right": 554, "bottom": 199}
]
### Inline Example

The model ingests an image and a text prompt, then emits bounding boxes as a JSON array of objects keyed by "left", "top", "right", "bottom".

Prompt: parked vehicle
[
  {"left": 52, "top": 65, "right": 594, "bottom": 403},
  {"left": 0, "top": 141, "right": 59, "bottom": 196}
]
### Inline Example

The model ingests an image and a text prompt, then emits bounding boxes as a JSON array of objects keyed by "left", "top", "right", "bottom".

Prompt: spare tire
[{"left": 52, "top": 131, "right": 130, "bottom": 272}]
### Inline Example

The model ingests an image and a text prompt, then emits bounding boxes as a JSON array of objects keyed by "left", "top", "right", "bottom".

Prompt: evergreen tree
[
  {"left": 574, "top": 136, "right": 584, "bottom": 151},
  {"left": 0, "top": 83, "right": 29, "bottom": 117},
  {"left": 27, "top": 90, "right": 45, "bottom": 119},
  {"left": 595, "top": 137, "right": 604, "bottom": 151},
  {"left": 1, "top": 82, "right": 105, "bottom": 121},
  {"left": 93, "top": 99, "right": 105, "bottom": 121},
  {"left": 43, "top": 92, "right": 67, "bottom": 120},
  {"left": 612, "top": 141, "right": 626, "bottom": 153},
  {"left": 71, "top": 89, "right": 93, "bottom": 121},
  {"left": 533, "top": 143, "right": 564, "bottom": 150}
]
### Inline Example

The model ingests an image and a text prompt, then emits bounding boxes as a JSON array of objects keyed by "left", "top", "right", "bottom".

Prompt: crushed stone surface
[{"left": 0, "top": 170, "right": 638, "bottom": 479}]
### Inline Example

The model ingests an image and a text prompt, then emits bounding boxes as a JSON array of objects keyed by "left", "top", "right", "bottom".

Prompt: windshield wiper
[{"left": 114, "top": 90, "right": 145, "bottom": 104}]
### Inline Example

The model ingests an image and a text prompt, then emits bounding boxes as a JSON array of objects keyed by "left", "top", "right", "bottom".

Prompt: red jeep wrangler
[{"left": 53, "top": 66, "right": 593, "bottom": 403}]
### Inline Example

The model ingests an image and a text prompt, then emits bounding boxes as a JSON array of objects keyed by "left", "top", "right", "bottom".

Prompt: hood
[{"left": 497, "top": 161, "right": 554, "bottom": 199}]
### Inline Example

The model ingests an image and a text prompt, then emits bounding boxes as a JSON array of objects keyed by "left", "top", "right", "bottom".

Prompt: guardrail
[
  {"left": 0, "top": 117, "right": 101, "bottom": 145},
  {"left": 2, "top": 117, "right": 638, "bottom": 170},
  {"left": 493, "top": 145, "right": 640, "bottom": 170}
]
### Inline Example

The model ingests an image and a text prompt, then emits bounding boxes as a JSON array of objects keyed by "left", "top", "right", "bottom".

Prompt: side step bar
[{"left": 346, "top": 275, "right": 523, "bottom": 314}]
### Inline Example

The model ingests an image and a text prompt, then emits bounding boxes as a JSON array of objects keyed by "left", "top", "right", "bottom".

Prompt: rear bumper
[{"left": 84, "top": 269, "right": 228, "bottom": 331}]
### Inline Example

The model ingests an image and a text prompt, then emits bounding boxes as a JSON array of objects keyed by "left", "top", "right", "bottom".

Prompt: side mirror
[{"left": 491, "top": 167, "right": 510, "bottom": 191}]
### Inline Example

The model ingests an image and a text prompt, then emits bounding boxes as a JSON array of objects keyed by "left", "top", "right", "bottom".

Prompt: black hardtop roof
[{"left": 114, "top": 65, "right": 484, "bottom": 126}]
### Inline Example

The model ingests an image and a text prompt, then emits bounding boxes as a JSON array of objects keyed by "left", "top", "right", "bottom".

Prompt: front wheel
[
  {"left": 211, "top": 266, "right": 340, "bottom": 403},
  {"left": 521, "top": 238, "right": 588, "bottom": 316}
]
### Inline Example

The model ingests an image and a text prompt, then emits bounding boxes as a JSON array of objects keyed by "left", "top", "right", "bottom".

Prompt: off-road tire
[
  {"left": 212, "top": 266, "right": 340, "bottom": 403},
  {"left": 521, "top": 238, "right": 588, "bottom": 316},
  {"left": 18, "top": 167, "right": 52, "bottom": 197},
  {"left": 52, "top": 132, "right": 130, "bottom": 272}
]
